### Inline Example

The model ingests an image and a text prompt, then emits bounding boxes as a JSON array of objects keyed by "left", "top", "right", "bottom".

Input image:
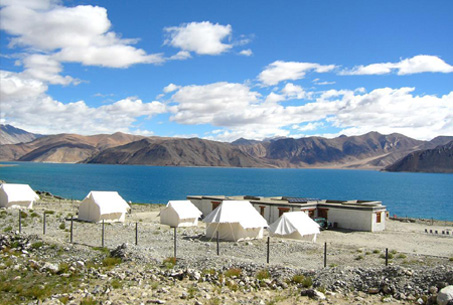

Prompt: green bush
[
  {"left": 355, "top": 255, "right": 364, "bottom": 260},
  {"left": 59, "top": 222, "right": 66, "bottom": 230},
  {"left": 102, "top": 257, "right": 122, "bottom": 268},
  {"left": 224, "top": 267, "right": 242, "bottom": 278},
  {"left": 291, "top": 274, "right": 311, "bottom": 286},
  {"left": 256, "top": 269, "right": 271, "bottom": 280},
  {"left": 31, "top": 242, "right": 44, "bottom": 250},
  {"left": 163, "top": 257, "right": 176, "bottom": 269}
]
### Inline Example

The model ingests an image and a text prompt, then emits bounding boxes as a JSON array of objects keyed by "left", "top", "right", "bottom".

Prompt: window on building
[
  {"left": 278, "top": 207, "right": 290, "bottom": 217},
  {"left": 376, "top": 212, "right": 382, "bottom": 223},
  {"left": 211, "top": 201, "right": 221, "bottom": 210},
  {"left": 259, "top": 206, "right": 265, "bottom": 216}
]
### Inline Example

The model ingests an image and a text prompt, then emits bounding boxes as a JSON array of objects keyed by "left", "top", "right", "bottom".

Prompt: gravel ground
[
  {"left": 1, "top": 194, "right": 453, "bottom": 305},
  {"left": 3, "top": 194, "right": 452, "bottom": 270}
]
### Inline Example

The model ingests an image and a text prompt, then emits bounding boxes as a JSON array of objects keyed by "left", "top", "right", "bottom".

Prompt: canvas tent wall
[
  {"left": 203, "top": 200, "right": 268, "bottom": 242},
  {"left": 78, "top": 191, "right": 130, "bottom": 223},
  {"left": 160, "top": 200, "right": 202, "bottom": 227},
  {"left": 0, "top": 183, "right": 39, "bottom": 209},
  {"left": 268, "top": 211, "right": 320, "bottom": 242}
]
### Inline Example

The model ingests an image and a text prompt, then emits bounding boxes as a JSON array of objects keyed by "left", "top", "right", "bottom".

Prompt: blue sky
[{"left": 1, "top": 0, "right": 452, "bottom": 141}]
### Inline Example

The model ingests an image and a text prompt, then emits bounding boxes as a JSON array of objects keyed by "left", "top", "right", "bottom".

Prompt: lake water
[{"left": 1, "top": 162, "right": 452, "bottom": 220}]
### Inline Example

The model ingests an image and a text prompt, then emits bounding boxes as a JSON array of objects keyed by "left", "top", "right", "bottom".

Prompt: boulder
[{"left": 438, "top": 286, "right": 453, "bottom": 305}]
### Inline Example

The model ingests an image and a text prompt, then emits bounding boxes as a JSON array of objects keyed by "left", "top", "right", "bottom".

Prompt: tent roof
[
  {"left": 83, "top": 191, "right": 130, "bottom": 215},
  {"left": 203, "top": 200, "right": 268, "bottom": 229},
  {"left": 165, "top": 200, "right": 202, "bottom": 219},
  {"left": 0, "top": 183, "right": 39, "bottom": 202},
  {"left": 269, "top": 211, "right": 320, "bottom": 236}
]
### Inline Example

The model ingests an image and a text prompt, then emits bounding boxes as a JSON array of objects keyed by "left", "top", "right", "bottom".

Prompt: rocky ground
[{"left": 0, "top": 192, "right": 452, "bottom": 304}]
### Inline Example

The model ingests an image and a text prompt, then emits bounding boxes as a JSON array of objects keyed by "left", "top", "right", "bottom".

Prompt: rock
[
  {"left": 438, "top": 286, "right": 453, "bottom": 305},
  {"left": 42, "top": 262, "right": 59, "bottom": 273},
  {"left": 368, "top": 287, "right": 380, "bottom": 294},
  {"left": 429, "top": 286, "right": 438, "bottom": 294},
  {"left": 301, "top": 289, "right": 326, "bottom": 300}
]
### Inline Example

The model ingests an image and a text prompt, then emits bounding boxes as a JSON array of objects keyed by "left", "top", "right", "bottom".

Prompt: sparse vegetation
[
  {"left": 3, "top": 225, "right": 12, "bottom": 232},
  {"left": 224, "top": 267, "right": 242, "bottom": 278},
  {"left": 256, "top": 269, "right": 271, "bottom": 280},
  {"left": 163, "top": 256, "right": 177, "bottom": 269},
  {"left": 291, "top": 274, "right": 312, "bottom": 287},
  {"left": 59, "top": 222, "right": 66, "bottom": 230},
  {"left": 102, "top": 256, "right": 122, "bottom": 268},
  {"left": 355, "top": 255, "right": 364, "bottom": 260}
]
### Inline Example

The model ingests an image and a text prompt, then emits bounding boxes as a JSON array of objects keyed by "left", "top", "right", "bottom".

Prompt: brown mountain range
[
  {"left": 385, "top": 141, "right": 453, "bottom": 173},
  {"left": 1, "top": 125, "right": 452, "bottom": 170}
]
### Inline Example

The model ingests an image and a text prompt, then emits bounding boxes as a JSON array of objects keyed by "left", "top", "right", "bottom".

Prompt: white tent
[
  {"left": 160, "top": 200, "right": 202, "bottom": 227},
  {"left": 268, "top": 211, "right": 320, "bottom": 242},
  {"left": 78, "top": 191, "right": 130, "bottom": 223},
  {"left": 203, "top": 200, "right": 268, "bottom": 242},
  {"left": 0, "top": 183, "right": 39, "bottom": 209}
]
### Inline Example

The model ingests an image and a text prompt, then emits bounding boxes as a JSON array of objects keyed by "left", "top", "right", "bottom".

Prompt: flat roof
[{"left": 188, "top": 195, "right": 385, "bottom": 210}]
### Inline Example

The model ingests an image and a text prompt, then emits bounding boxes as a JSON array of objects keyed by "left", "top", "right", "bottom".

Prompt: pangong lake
[{"left": 1, "top": 162, "right": 452, "bottom": 221}]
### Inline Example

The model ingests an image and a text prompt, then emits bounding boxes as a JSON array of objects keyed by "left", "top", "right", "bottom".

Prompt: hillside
[
  {"left": 86, "top": 137, "right": 271, "bottom": 167},
  {"left": 234, "top": 132, "right": 426, "bottom": 169},
  {"left": 0, "top": 133, "right": 145, "bottom": 163},
  {"left": 0, "top": 124, "right": 43, "bottom": 145},
  {"left": 1, "top": 125, "right": 453, "bottom": 170},
  {"left": 385, "top": 141, "right": 453, "bottom": 173}
]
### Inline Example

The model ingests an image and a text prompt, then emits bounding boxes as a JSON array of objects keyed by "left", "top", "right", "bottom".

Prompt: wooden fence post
[
  {"left": 43, "top": 213, "right": 46, "bottom": 235},
  {"left": 135, "top": 222, "right": 138, "bottom": 246},
  {"left": 266, "top": 236, "right": 270, "bottom": 264},
  {"left": 173, "top": 227, "right": 177, "bottom": 259},
  {"left": 102, "top": 219, "right": 105, "bottom": 248},
  {"left": 70, "top": 217, "right": 73, "bottom": 243}
]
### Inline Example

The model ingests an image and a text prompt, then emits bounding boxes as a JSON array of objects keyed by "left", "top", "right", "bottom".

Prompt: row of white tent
[
  {"left": 160, "top": 200, "right": 321, "bottom": 242},
  {"left": 0, "top": 183, "right": 130, "bottom": 223},
  {"left": 1, "top": 183, "right": 320, "bottom": 242}
]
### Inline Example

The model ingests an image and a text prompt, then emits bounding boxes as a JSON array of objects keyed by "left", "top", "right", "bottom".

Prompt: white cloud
[
  {"left": 258, "top": 60, "right": 336, "bottom": 86},
  {"left": 281, "top": 83, "right": 308, "bottom": 99},
  {"left": 292, "top": 122, "right": 325, "bottom": 132},
  {"left": 164, "top": 21, "right": 232, "bottom": 55},
  {"left": 163, "top": 83, "right": 181, "bottom": 93},
  {"left": 0, "top": 1, "right": 164, "bottom": 69},
  {"left": 313, "top": 78, "right": 335, "bottom": 85},
  {"left": 168, "top": 50, "right": 192, "bottom": 60},
  {"left": 0, "top": 70, "right": 166, "bottom": 134},
  {"left": 341, "top": 55, "right": 453, "bottom": 75},
  {"left": 22, "top": 54, "right": 78, "bottom": 85},
  {"left": 166, "top": 80, "right": 453, "bottom": 141},
  {"left": 239, "top": 49, "right": 253, "bottom": 56}
]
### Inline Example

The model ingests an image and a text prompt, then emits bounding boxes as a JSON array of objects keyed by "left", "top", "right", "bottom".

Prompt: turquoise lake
[{"left": 1, "top": 162, "right": 452, "bottom": 220}]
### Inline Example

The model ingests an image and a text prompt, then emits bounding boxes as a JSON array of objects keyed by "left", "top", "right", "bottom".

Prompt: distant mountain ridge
[
  {"left": 385, "top": 141, "right": 453, "bottom": 173},
  {"left": 0, "top": 124, "right": 44, "bottom": 145},
  {"left": 1, "top": 125, "right": 452, "bottom": 171}
]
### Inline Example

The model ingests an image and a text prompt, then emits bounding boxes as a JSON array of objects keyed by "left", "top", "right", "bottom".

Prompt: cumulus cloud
[
  {"left": 341, "top": 55, "right": 453, "bottom": 75},
  {"left": 258, "top": 60, "right": 336, "bottom": 86},
  {"left": 0, "top": 1, "right": 164, "bottom": 69},
  {"left": 0, "top": 70, "right": 166, "bottom": 134},
  {"left": 164, "top": 21, "right": 232, "bottom": 55},
  {"left": 281, "top": 83, "right": 308, "bottom": 100},
  {"left": 165, "top": 81, "right": 453, "bottom": 141},
  {"left": 239, "top": 49, "right": 253, "bottom": 56}
]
